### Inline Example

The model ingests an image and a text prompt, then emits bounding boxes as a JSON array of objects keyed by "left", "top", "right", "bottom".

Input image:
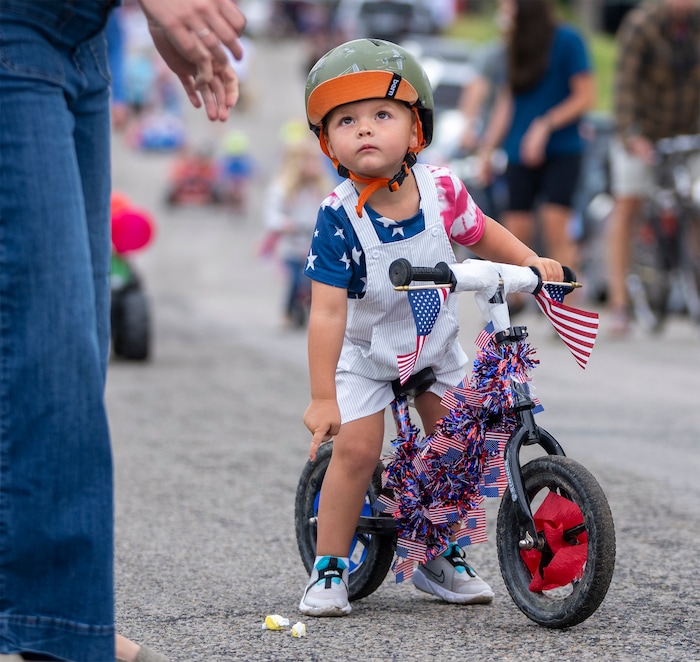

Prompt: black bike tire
[
  {"left": 294, "top": 442, "right": 396, "bottom": 602},
  {"left": 677, "top": 211, "right": 700, "bottom": 323},
  {"left": 111, "top": 287, "right": 151, "bottom": 360},
  {"left": 496, "top": 455, "right": 615, "bottom": 629},
  {"left": 629, "top": 210, "right": 671, "bottom": 332}
]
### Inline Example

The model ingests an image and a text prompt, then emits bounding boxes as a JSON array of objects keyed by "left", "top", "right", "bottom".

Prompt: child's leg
[
  {"left": 414, "top": 391, "right": 447, "bottom": 436},
  {"left": 315, "top": 409, "right": 384, "bottom": 556},
  {"left": 413, "top": 392, "right": 494, "bottom": 604},
  {"left": 299, "top": 410, "right": 384, "bottom": 617}
]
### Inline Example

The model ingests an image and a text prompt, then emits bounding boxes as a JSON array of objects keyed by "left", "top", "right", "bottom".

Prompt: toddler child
[{"left": 299, "top": 38, "right": 564, "bottom": 617}]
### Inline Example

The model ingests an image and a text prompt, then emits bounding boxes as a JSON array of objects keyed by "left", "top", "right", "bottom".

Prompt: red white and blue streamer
[{"left": 377, "top": 324, "right": 539, "bottom": 581}]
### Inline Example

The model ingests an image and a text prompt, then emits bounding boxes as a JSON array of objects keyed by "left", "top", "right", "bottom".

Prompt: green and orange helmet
[{"left": 305, "top": 39, "right": 434, "bottom": 211}]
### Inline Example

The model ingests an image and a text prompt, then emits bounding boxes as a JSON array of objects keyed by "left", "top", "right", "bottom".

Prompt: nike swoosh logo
[{"left": 422, "top": 567, "right": 445, "bottom": 584}]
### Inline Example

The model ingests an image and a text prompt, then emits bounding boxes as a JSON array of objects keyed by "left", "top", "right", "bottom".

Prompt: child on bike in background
[
  {"left": 261, "top": 121, "right": 333, "bottom": 327},
  {"left": 300, "top": 38, "right": 564, "bottom": 617}
]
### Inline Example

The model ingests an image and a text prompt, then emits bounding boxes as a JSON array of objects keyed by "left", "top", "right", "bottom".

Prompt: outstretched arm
[{"left": 471, "top": 216, "right": 564, "bottom": 282}]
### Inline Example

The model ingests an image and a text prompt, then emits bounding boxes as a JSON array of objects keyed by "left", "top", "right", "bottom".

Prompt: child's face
[{"left": 324, "top": 98, "right": 418, "bottom": 180}]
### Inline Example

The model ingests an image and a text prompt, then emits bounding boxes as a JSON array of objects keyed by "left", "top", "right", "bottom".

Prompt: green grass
[{"left": 446, "top": 13, "right": 618, "bottom": 112}]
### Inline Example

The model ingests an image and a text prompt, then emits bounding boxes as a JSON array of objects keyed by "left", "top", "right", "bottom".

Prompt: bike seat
[{"left": 392, "top": 366, "right": 437, "bottom": 398}]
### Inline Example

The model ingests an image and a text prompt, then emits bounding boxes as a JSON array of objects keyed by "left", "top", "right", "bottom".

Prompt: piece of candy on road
[{"left": 262, "top": 614, "right": 289, "bottom": 631}]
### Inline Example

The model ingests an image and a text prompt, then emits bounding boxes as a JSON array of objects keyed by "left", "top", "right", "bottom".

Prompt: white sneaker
[
  {"left": 299, "top": 556, "right": 352, "bottom": 617},
  {"left": 413, "top": 543, "right": 495, "bottom": 604}
]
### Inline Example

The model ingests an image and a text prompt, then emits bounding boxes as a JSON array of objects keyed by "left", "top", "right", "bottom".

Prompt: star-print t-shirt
[{"left": 304, "top": 165, "right": 486, "bottom": 298}]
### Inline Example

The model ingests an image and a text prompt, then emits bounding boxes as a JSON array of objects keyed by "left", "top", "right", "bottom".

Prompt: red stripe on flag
[
  {"left": 535, "top": 290, "right": 599, "bottom": 369},
  {"left": 396, "top": 537, "right": 427, "bottom": 561}
]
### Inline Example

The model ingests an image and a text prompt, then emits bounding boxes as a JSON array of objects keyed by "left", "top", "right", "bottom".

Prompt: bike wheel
[
  {"left": 497, "top": 455, "right": 615, "bottom": 628},
  {"left": 111, "top": 286, "right": 151, "bottom": 360},
  {"left": 628, "top": 216, "right": 671, "bottom": 332},
  {"left": 294, "top": 442, "right": 396, "bottom": 601},
  {"left": 678, "top": 211, "right": 700, "bottom": 324}
]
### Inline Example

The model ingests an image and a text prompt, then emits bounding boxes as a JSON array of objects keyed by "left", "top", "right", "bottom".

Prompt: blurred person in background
[
  {"left": 605, "top": 0, "right": 700, "bottom": 336},
  {"left": 458, "top": 41, "right": 505, "bottom": 155},
  {"left": 478, "top": 0, "right": 595, "bottom": 310},
  {"left": 456, "top": 11, "right": 509, "bottom": 220},
  {"left": 261, "top": 121, "right": 333, "bottom": 328},
  {"left": 0, "top": 1, "right": 245, "bottom": 660}
]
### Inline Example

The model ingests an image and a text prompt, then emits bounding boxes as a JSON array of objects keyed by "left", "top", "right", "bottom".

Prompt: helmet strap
[
  {"left": 317, "top": 105, "right": 425, "bottom": 217},
  {"left": 348, "top": 151, "right": 417, "bottom": 216}
]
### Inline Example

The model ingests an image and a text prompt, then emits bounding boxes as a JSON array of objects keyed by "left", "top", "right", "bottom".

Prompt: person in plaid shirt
[{"left": 606, "top": 0, "right": 700, "bottom": 335}]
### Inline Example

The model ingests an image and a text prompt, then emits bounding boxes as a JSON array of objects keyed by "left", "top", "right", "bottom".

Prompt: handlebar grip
[
  {"left": 389, "top": 259, "right": 453, "bottom": 287},
  {"left": 529, "top": 266, "right": 576, "bottom": 296},
  {"left": 562, "top": 266, "right": 576, "bottom": 283}
]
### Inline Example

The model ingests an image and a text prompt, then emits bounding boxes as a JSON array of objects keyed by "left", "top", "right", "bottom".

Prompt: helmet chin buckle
[
  {"left": 341, "top": 150, "right": 418, "bottom": 216},
  {"left": 338, "top": 150, "right": 416, "bottom": 193},
  {"left": 388, "top": 151, "right": 417, "bottom": 192}
]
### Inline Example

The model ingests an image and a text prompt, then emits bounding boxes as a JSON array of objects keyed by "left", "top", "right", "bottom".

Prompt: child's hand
[
  {"left": 521, "top": 256, "right": 564, "bottom": 283},
  {"left": 304, "top": 399, "right": 341, "bottom": 461}
]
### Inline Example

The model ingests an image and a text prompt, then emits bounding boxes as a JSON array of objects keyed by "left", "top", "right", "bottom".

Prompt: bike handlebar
[
  {"left": 389, "top": 258, "right": 578, "bottom": 297},
  {"left": 389, "top": 258, "right": 453, "bottom": 287},
  {"left": 656, "top": 134, "right": 700, "bottom": 157}
]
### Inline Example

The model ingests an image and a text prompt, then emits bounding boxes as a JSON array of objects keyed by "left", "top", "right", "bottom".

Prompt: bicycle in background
[{"left": 627, "top": 135, "right": 700, "bottom": 332}]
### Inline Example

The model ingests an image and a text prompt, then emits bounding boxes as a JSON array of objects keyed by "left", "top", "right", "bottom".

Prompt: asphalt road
[{"left": 109, "top": 39, "right": 700, "bottom": 662}]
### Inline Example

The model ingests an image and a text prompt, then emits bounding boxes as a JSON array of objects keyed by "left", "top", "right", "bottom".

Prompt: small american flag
[
  {"left": 475, "top": 321, "right": 495, "bottom": 350},
  {"left": 454, "top": 509, "right": 487, "bottom": 546},
  {"left": 484, "top": 429, "right": 509, "bottom": 453},
  {"left": 428, "top": 431, "right": 465, "bottom": 456},
  {"left": 440, "top": 386, "right": 484, "bottom": 410},
  {"left": 394, "top": 558, "right": 415, "bottom": 582},
  {"left": 427, "top": 504, "right": 461, "bottom": 525},
  {"left": 412, "top": 454, "right": 431, "bottom": 481},
  {"left": 373, "top": 494, "right": 398, "bottom": 514},
  {"left": 480, "top": 461, "right": 509, "bottom": 497},
  {"left": 535, "top": 283, "right": 599, "bottom": 369},
  {"left": 397, "top": 287, "right": 449, "bottom": 384},
  {"left": 396, "top": 536, "right": 427, "bottom": 561}
]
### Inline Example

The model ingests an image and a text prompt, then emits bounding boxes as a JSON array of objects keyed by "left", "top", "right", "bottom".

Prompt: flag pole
[
  {"left": 393, "top": 284, "right": 452, "bottom": 291},
  {"left": 544, "top": 280, "right": 582, "bottom": 289}
]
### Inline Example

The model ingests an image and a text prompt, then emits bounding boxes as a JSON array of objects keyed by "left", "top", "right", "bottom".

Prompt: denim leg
[{"left": 0, "top": 4, "right": 115, "bottom": 660}]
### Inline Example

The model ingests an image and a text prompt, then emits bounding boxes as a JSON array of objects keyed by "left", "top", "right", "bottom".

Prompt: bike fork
[{"left": 498, "top": 334, "right": 566, "bottom": 551}]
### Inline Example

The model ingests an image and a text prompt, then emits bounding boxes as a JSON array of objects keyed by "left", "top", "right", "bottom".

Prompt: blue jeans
[{"left": 0, "top": 2, "right": 116, "bottom": 659}]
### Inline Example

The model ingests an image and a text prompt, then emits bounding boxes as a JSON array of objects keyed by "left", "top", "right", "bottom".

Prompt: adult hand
[
  {"left": 460, "top": 121, "right": 480, "bottom": 153},
  {"left": 138, "top": 0, "right": 246, "bottom": 119},
  {"left": 148, "top": 25, "right": 237, "bottom": 121},
  {"left": 626, "top": 135, "right": 655, "bottom": 165},
  {"left": 520, "top": 116, "right": 550, "bottom": 167},
  {"left": 476, "top": 147, "right": 495, "bottom": 186}
]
